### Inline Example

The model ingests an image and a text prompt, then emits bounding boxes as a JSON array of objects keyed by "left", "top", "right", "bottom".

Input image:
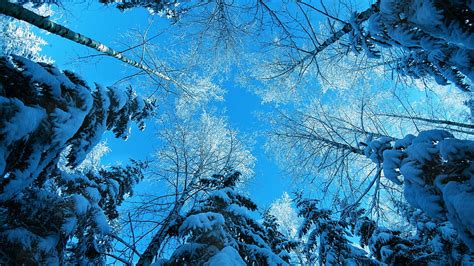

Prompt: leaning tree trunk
[
  {"left": 297, "top": 1, "right": 380, "bottom": 63},
  {"left": 375, "top": 113, "right": 474, "bottom": 129},
  {"left": 137, "top": 195, "right": 187, "bottom": 266},
  {"left": 0, "top": 0, "right": 172, "bottom": 82}
]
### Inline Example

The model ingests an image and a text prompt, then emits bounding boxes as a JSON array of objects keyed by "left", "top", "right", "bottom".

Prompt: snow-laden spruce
[
  {"left": 162, "top": 171, "right": 293, "bottom": 265},
  {"left": 352, "top": 202, "right": 474, "bottom": 264},
  {"left": 363, "top": 0, "right": 473, "bottom": 91},
  {"left": 0, "top": 55, "right": 153, "bottom": 201},
  {"left": 294, "top": 196, "right": 474, "bottom": 264},
  {"left": 295, "top": 194, "right": 377, "bottom": 265},
  {"left": 0, "top": 55, "right": 152, "bottom": 264},
  {"left": 365, "top": 129, "right": 474, "bottom": 251}
]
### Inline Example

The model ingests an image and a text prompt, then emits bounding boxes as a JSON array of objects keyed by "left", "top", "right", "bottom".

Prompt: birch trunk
[{"left": 0, "top": 0, "right": 172, "bottom": 82}]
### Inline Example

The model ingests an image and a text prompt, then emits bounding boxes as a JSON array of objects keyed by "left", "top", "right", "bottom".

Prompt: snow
[
  {"left": 364, "top": 136, "right": 393, "bottom": 164},
  {"left": 179, "top": 212, "right": 225, "bottom": 234},
  {"left": 11, "top": 55, "right": 62, "bottom": 97},
  {"left": 108, "top": 178, "right": 120, "bottom": 199},
  {"left": 209, "top": 188, "right": 232, "bottom": 204},
  {"left": 368, "top": 13, "right": 384, "bottom": 36},
  {"left": 438, "top": 223, "right": 457, "bottom": 242},
  {"left": 408, "top": 0, "right": 443, "bottom": 27},
  {"left": 5, "top": 228, "right": 34, "bottom": 248},
  {"left": 367, "top": 0, "right": 473, "bottom": 91},
  {"left": 71, "top": 194, "right": 90, "bottom": 215},
  {"left": 379, "top": 0, "right": 400, "bottom": 15},
  {"left": 438, "top": 139, "right": 474, "bottom": 161},
  {"left": 412, "top": 129, "right": 453, "bottom": 144},
  {"left": 61, "top": 217, "right": 78, "bottom": 235},
  {"left": 382, "top": 149, "right": 403, "bottom": 185},
  {"left": 380, "top": 245, "right": 394, "bottom": 262},
  {"left": 0, "top": 16, "right": 52, "bottom": 63},
  {"left": 399, "top": 161, "right": 424, "bottom": 185},
  {"left": 135, "top": 94, "right": 145, "bottom": 112},
  {"left": 66, "top": 92, "right": 109, "bottom": 168},
  {"left": 108, "top": 86, "right": 127, "bottom": 112},
  {"left": 0, "top": 97, "right": 46, "bottom": 145},
  {"left": 394, "top": 134, "right": 415, "bottom": 149},
  {"left": 85, "top": 187, "right": 101, "bottom": 202},
  {"left": 0, "top": 97, "right": 46, "bottom": 182},
  {"left": 93, "top": 210, "right": 111, "bottom": 233},
  {"left": 0, "top": 145, "right": 42, "bottom": 200},
  {"left": 406, "top": 142, "right": 441, "bottom": 164},
  {"left": 439, "top": 181, "right": 474, "bottom": 250},
  {"left": 51, "top": 106, "right": 87, "bottom": 146},
  {"left": 246, "top": 244, "right": 288, "bottom": 265},
  {"left": 37, "top": 235, "right": 59, "bottom": 253},
  {"left": 403, "top": 180, "right": 446, "bottom": 220},
  {"left": 204, "top": 246, "right": 245, "bottom": 266},
  {"left": 374, "top": 231, "right": 392, "bottom": 244},
  {"left": 375, "top": 129, "right": 474, "bottom": 252},
  {"left": 226, "top": 204, "right": 250, "bottom": 218}
]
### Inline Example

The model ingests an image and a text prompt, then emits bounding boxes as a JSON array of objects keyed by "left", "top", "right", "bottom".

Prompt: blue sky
[{"left": 39, "top": 2, "right": 293, "bottom": 208}]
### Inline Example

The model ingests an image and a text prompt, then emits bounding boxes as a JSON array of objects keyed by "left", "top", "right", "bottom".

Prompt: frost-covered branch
[{"left": 0, "top": 0, "right": 189, "bottom": 90}]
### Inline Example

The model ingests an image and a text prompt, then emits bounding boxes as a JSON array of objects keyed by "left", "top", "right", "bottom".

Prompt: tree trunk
[
  {"left": 136, "top": 195, "right": 186, "bottom": 266},
  {"left": 375, "top": 113, "right": 474, "bottom": 129},
  {"left": 0, "top": 0, "right": 172, "bottom": 82},
  {"left": 299, "top": 1, "right": 380, "bottom": 61}
]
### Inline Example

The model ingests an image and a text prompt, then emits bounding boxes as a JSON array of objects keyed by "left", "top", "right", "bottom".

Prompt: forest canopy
[{"left": 0, "top": 0, "right": 473, "bottom": 265}]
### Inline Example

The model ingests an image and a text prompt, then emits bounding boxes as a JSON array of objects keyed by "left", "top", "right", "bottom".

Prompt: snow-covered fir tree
[
  {"left": 99, "top": 0, "right": 184, "bottom": 18},
  {"left": 347, "top": 204, "right": 474, "bottom": 265},
  {"left": 0, "top": 55, "right": 153, "bottom": 264},
  {"left": 295, "top": 194, "right": 376, "bottom": 265},
  {"left": 350, "top": 0, "right": 473, "bottom": 91},
  {"left": 367, "top": 226, "right": 432, "bottom": 264},
  {"left": 394, "top": 200, "right": 474, "bottom": 264},
  {"left": 296, "top": 200, "right": 474, "bottom": 264},
  {"left": 0, "top": 55, "right": 153, "bottom": 200},
  {"left": 262, "top": 209, "right": 299, "bottom": 263},
  {"left": 344, "top": 206, "right": 435, "bottom": 264},
  {"left": 164, "top": 170, "right": 289, "bottom": 265},
  {"left": 365, "top": 129, "right": 474, "bottom": 251}
]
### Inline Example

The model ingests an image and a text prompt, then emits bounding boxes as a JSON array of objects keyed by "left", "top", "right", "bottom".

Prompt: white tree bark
[{"left": 0, "top": 0, "right": 172, "bottom": 82}]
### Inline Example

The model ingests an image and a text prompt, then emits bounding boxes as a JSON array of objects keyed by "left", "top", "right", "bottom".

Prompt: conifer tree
[
  {"left": 0, "top": 55, "right": 152, "bottom": 264},
  {"left": 347, "top": 204, "right": 474, "bottom": 265},
  {"left": 295, "top": 194, "right": 376, "bottom": 265},
  {"left": 369, "top": 130, "right": 474, "bottom": 250},
  {"left": 164, "top": 171, "right": 288, "bottom": 265},
  {"left": 99, "top": 0, "right": 184, "bottom": 18},
  {"left": 262, "top": 209, "right": 299, "bottom": 264}
]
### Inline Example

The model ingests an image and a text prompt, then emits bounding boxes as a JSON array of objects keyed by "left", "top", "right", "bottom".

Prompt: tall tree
[
  {"left": 259, "top": 0, "right": 473, "bottom": 91},
  {"left": 268, "top": 99, "right": 474, "bottom": 251},
  {"left": 295, "top": 194, "right": 376, "bottom": 265},
  {"left": 0, "top": 55, "right": 153, "bottom": 264},
  {"left": 164, "top": 170, "right": 288, "bottom": 265},
  {"left": 0, "top": 0, "right": 179, "bottom": 86},
  {"left": 100, "top": 0, "right": 185, "bottom": 18},
  {"left": 127, "top": 113, "right": 254, "bottom": 265},
  {"left": 262, "top": 209, "right": 299, "bottom": 264},
  {"left": 267, "top": 192, "right": 304, "bottom": 264}
]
